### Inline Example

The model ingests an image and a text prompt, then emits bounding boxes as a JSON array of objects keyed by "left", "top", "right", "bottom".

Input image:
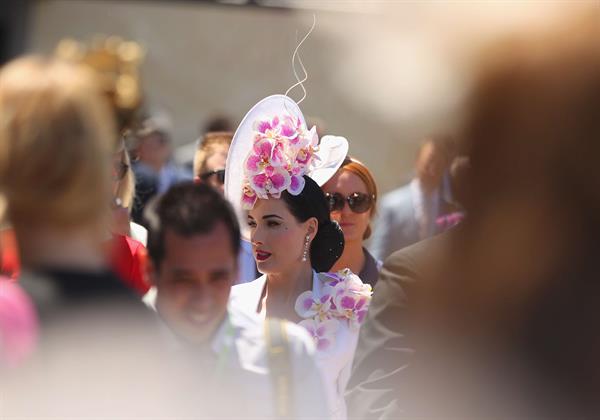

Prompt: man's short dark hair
[{"left": 145, "top": 182, "right": 241, "bottom": 267}]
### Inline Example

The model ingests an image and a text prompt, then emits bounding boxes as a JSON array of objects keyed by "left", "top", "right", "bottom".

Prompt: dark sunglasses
[
  {"left": 113, "top": 162, "right": 129, "bottom": 181},
  {"left": 200, "top": 169, "right": 226, "bottom": 185},
  {"left": 324, "top": 192, "right": 374, "bottom": 214}
]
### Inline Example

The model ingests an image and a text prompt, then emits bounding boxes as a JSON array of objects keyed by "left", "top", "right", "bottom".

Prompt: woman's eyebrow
[{"left": 263, "top": 214, "right": 283, "bottom": 220}]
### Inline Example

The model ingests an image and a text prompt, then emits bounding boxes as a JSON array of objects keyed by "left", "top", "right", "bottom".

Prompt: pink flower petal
[
  {"left": 241, "top": 191, "right": 257, "bottom": 210},
  {"left": 340, "top": 296, "right": 356, "bottom": 310},
  {"left": 255, "top": 120, "right": 272, "bottom": 134},
  {"left": 251, "top": 173, "right": 268, "bottom": 190},
  {"left": 295, "top": 291, "right": 317, "bottom": 317},
  {"left": 270, "top": 172, "right": 287, "bottom": 190},
  {"left": 288, "top": 175, "right": 305, "bottom": 196},
  {"left": 245, "top": 154, "right": 262, "bottom": 173},
  {"left": 357, "top": 309, "right": 368, "bottom": 324},
  {"left": 355, "top": 296, "right": 367, "bottom": 311},
  {"left": 302, "top": 298, "right": 313, "bottom": 311},
  {"left": 256, "top": 139, "right": 273, "bottom": 156},
  {"left": 270, "top": 142, "right": 285, "bottom": 166},
  {"left": 316, "top": 338, "right": 330, "bottom": 351},
  {"left": 315, "top": 325, "right": 326, "bottom": 337},
  {"left": 280, "top": 123, "right": 295, "bottom": 138}
]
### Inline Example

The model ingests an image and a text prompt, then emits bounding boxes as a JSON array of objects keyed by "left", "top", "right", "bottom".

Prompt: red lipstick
[{"left": 256, "top": 250, "right": 272, "bottom": 262}]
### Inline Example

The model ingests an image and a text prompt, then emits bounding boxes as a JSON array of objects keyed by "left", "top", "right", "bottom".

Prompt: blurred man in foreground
[
  {"left": 348, "top": 10, "right": 599, "bottom": 419},
  {"left": 145, "top": 182, "right": 328, "bottom": 419}
]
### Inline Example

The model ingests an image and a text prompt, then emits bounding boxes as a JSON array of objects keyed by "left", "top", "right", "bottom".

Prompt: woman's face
[
  {"left": 247, "top": 198, "right": 313, "bottom": 275},
  {"left": 322, "top": 169, "right": 372, "bottom": 244}
]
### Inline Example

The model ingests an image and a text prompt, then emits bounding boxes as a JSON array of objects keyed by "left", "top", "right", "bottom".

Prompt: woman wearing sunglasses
[
  {"left": 193, "top": 131, "right": 231, "bottom": 194},
  {"left": 322, "top": 156, "right": 381, "bottom": 287}
]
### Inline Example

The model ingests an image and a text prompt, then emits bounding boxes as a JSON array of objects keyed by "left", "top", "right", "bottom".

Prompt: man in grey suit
[{"left": 369, "top": 137, "right": 453, "bottom": 261}]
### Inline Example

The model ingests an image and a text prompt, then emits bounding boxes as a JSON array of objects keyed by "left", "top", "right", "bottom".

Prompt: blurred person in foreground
[
  {"left": 346, "top": 155, "right": 470, "bottom": 419},
  {"left": 369, "top": 135, "right": 453, "bottom": 261},
  {"left": 145, "top": 181, "right": 328, "bottom": 419},
  {"left": 0, "top": 56, "right": 186, "bottom": 418},
  {"left": 351, "top": 10, "right": 600, "bottom": 419},
  {"left": 194, "top": 131, "right": 257, "bottom": 283},
  {"left": 0, "top": 137, "right": 151, "bottom": 296},
  {"left": 322, "top": 156, "right": 381, "bottom": 287},
  {"left": 130, "top": 113, "right": 191, "bottom": 225}
]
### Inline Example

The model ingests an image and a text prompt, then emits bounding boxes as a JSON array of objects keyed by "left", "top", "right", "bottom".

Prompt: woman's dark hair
[{"left": 281, "top": 175, "right": 345, "bottom": 272}]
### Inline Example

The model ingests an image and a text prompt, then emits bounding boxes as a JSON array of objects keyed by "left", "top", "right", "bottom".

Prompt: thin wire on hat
[{"left": 284, "top": 13, "right": 317, "bottom": 112}]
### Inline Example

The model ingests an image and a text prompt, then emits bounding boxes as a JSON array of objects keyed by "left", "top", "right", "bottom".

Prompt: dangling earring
[{"left": 301, "top": 234, "right": 310, "bottom": 262}]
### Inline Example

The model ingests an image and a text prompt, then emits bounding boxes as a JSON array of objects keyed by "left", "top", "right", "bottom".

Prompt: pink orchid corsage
[
  {"left": 295, "top": 269, "right": 372, "bottom": 352},
  {"left": 241, "top": 114, "right": 319, "bottom": 209}
]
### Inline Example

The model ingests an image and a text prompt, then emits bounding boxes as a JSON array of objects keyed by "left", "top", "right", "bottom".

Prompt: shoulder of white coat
[{"left": 229, "top": 275, "right": 264, "bottom": 309}]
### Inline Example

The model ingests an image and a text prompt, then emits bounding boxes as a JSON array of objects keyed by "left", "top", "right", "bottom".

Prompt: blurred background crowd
[{"left": 0, "top": 1, "right": 598, "bottom": 419}]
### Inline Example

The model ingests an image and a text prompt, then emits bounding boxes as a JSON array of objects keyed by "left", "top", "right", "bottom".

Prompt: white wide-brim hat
[{"left": 225, "top": 94, "right": 348, "bottom": 240}]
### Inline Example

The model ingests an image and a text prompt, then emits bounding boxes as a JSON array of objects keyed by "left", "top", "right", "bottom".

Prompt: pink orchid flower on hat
[
  {"left": 248, "top": 166, "right": 291, "bottom": 199},
  {"left": 241, "top": 112, "right": 318, "bottom": 207},
  {"left": 245, "top": 138, "right": 286, "bottom": 174},
  {"left": 241, "top": 183, "right": 258, "bottom": 210}
]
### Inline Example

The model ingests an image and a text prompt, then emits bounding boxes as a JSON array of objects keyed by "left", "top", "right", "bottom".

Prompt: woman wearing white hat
[{"left": 227, "top": 95, "right": 372, "bottom": 419}]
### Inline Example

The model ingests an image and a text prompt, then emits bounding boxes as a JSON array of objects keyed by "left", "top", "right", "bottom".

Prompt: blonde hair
[
  {"left": 0, "top": 56, "right": 117, "bottom": 228},
  {"left": 339, "top": 156, "right": 378, "bottom": 239},
  {"left": 193, "top": 131, "right": 232, "bottom": 178}
]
